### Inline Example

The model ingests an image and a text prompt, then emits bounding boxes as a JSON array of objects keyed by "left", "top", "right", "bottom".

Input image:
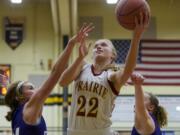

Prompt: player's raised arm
[
  {"left": 109, "top": 12, "right": 149, "bottom": 92},
  {"left": 59, "top": 23, "right": 94, "bottom": 87},
  {"left": 23, "top": 39, "right": 76, "bottom": 124},
  {"left": 131, "top": 72, "right": 168, "bottom": 135}
]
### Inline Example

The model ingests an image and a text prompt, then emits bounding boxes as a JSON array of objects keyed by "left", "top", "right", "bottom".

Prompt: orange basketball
[{"left": 115, "top": 0, "right": 150, "bottom": 30}]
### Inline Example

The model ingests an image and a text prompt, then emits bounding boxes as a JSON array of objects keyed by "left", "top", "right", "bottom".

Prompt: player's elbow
[
  {"left": 59, "top": 80, "right": 65, "bottom": 87},
  {"left": 124, "top": 68, "right": 134, "bottom": 77},
  {"left": 59, "top": 78, "right": 68, "bottom": 87}
]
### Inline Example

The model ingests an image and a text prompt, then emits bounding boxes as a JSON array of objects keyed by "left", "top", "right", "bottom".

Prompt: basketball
[{"left": 115, "top": 0, "right": 150, "bottom": 30}]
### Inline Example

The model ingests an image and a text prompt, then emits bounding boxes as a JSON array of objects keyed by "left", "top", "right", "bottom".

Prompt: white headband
[{"left": 16, "top": 81, "right": 25, "bottom": 98}]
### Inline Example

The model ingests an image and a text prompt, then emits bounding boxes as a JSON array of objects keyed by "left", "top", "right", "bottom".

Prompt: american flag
[{"left": 112, "top": 39, "right": 180, "bottom": 86}]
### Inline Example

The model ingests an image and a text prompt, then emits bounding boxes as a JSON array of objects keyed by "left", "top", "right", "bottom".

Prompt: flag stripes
[{"left": 112, "top": 39, "right": 180, "bottom": 86}]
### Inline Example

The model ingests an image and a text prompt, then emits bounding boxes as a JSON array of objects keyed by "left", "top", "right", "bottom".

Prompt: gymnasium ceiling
[{"left": 3, "top": 0, "right": 178, "bottom": 5}]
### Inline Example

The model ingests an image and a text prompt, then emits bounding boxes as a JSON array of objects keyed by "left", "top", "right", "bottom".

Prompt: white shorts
[{"left": 67, "top": 127, "right": 119, "bottom": 135}]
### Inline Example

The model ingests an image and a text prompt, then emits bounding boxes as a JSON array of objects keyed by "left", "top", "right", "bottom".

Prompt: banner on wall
[
  {"left": 4, "top": 17, "right": 25, "bottom": 50},
  {"left": 0, "top": 64, "right": 11, "bottom": 105}
]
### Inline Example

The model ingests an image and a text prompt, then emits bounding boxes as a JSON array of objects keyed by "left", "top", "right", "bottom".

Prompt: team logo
[{"left": 4, "top": 17, "right": 25, "bottom": 50}]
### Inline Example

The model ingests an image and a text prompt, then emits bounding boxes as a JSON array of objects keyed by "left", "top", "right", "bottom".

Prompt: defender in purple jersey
[
  {"left": 131, "top": 73, "right": 168, "bottom": 135},
  {"left": 12, "top": 104, "right": 47, "bottom": 135},
  {"left": 4, "top": 24, "right": 94, "bottom": 135}
]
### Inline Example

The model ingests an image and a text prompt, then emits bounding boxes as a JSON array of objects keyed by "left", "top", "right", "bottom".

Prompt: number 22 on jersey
[{"left": 76, "top": 95, "right": 98, "bottom": 117}]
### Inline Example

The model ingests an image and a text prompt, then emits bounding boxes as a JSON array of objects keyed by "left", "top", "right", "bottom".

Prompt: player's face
[
  {"left": 134, "top": 93, "right": 154, "bottom": 113},
  {"left": 144, "top": 93, "right": 150, "bottom": 105},
  {"left": 93, "top": 40, "right": 114, "bottom": 61},
  {"left": 21, "top": 82, "right": 35, "bottom": 99},
  {"left": 144, "top": 93, "right": 154, "bottom": 112}
]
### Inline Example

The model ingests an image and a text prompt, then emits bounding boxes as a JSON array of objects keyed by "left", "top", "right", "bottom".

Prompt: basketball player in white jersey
[{"left": 59, "top": 13, "right": 149, "bottom": 135}]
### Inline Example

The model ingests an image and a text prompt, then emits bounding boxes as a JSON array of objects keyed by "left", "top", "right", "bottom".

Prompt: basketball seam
[
  {"left": 117, "top": 21, "right": 136, "bottom": 24},
  {"left": 118, "top": 2, "right": 145, "bottom": 16},
  {"left": 118, "top": 0, "right": 129, "bottom": 15}
]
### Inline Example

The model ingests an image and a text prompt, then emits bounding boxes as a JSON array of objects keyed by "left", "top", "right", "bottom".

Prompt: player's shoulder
[{"left": 82, "top": 62, "right": 91, "bottom": 70}]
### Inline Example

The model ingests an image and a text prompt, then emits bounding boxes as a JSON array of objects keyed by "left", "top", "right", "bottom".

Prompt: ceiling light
[
  {"left": 106, "top": 0, "right": 118, "bottom": 4},
  {"left": 176, "top": 106, "right": 180, "bottom": 111},
  {"left": 10, "top": 0, "right": 22, "bottom": 4}
]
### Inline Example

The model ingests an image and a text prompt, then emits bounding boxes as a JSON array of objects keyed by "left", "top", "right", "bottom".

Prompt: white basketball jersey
[{"left": 68, "top": 64, "right": 119, "bottom": 135}]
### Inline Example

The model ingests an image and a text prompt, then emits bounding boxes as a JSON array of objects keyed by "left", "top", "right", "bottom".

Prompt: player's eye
[
  {"left": 101, "top": 42, "right": 107, "bottom": 47},
  {"left": 28, "top": 85, "right": 35, "bottom": 90}
]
